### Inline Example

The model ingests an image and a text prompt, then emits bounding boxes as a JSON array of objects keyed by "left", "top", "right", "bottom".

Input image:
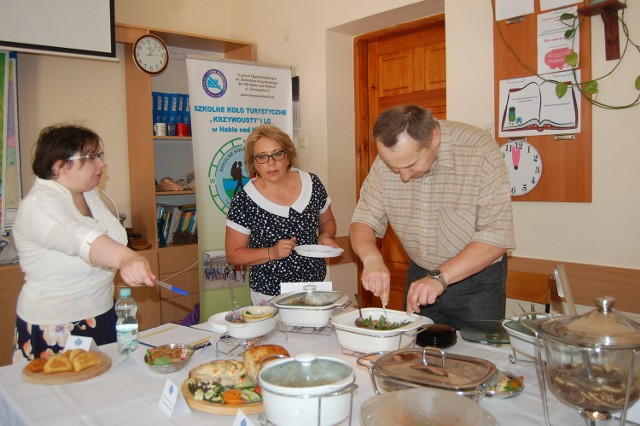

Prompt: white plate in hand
[
  {"left": 207, "top": 311, "right": 230, "bottom": 334},
  {"left": 294, "top": 245, "right": 344, "bottom": 258}
]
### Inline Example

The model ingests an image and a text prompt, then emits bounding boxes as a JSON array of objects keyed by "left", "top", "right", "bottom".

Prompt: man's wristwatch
[{"left": 428, "top": 270, "right": 447, "bottom": 293}]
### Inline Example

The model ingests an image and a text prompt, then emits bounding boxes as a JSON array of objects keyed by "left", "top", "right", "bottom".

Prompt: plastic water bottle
[{"left": 115, "top": 288, "right": 139, "bottom": 355}]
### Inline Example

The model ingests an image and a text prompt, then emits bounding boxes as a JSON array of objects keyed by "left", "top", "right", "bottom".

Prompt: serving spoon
[{"left": 354, "top": 293, "right": 365, "bottom": 327}]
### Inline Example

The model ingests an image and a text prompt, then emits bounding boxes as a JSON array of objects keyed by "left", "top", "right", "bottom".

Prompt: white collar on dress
[{"left": 243, "top": 168, "right": 312, "bottom": 218}]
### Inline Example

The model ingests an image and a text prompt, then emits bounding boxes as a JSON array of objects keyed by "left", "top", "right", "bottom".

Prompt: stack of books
[
  {"left": 152, "top": 92, "right": 191, "bottom": 136},
  {"left": 156, "top": 203, "right": 197, "bottom": 247}
]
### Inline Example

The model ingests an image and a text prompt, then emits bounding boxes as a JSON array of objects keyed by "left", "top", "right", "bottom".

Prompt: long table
[{"left": 0, "top": 317, "right": 634, "bottom": 425}]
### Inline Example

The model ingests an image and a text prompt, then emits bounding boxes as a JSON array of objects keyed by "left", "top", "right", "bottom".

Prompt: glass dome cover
[
  {"left": 272, "top": 285, "right": 348, "bottom": 309},
  {"left": 259, "top": 353, "right": 355, "bottom": 395},
  {"left": 541, "top": 297, "right": 640, "bottom": 348}
]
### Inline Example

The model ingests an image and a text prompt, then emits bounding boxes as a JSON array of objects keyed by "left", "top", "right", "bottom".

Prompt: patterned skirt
[{"left": 14, "top": 306, "right": 117, "bottom": 363}]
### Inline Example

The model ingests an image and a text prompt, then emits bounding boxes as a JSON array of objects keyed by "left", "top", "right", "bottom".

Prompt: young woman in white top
[{"left": 13, "top": 124, "right": 156, "bottom": 361}]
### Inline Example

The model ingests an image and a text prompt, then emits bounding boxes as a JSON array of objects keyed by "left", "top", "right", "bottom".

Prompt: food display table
[{"left": 0, "top": 315, "right": 628, "bottom": 425}]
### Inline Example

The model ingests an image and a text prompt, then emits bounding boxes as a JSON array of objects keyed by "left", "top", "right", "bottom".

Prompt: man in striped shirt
[{"left": 350, "top": 105, "right": 515, "bottom": 329}]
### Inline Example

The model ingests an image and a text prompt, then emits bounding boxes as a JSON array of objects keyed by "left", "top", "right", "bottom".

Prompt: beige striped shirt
[{"left": 351, "top": 120, "right": 515, "bottom": 270}]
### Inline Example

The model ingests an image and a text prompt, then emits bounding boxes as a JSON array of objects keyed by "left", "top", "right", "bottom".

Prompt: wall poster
[
  {"left": 185, "top": 57, "right": 292, "bottom": 318},
  {"left": 498, "top": 70, "right": 581, "bottom": 138},
  {"left": 1, "top": 51, "right": 21, "bottom": 233}
]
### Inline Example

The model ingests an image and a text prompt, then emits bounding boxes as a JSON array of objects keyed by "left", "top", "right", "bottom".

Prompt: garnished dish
[
  {"left": 485, "top": 370, "right": 524, "bottom": 399},
  {"left": 182, "top": 344, "right": 289, "bottom": 415},
  {"left": 226, "top": 306, "right": 276, "bottom": 323},
  {"left": 144, "top": 343, "right": 194, "bottom": 373},
  {"left": 356, "top": 315, "right": 411, "bottom": 330},
  {"left": 241, "top": 306, "right": 277, "bottom": 323}
]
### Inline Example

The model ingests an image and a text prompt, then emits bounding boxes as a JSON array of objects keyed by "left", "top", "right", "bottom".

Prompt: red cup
[{"left": 176, "top": 123, "right": 191, "bottom": 137}]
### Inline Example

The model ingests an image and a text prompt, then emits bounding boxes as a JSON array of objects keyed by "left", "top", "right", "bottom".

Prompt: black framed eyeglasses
[
  {"left": 253, "top": 150, "right": 286, "bottom": 164},
  {"left": 68, "top": 152, "right": 105, "bottom": 162}
]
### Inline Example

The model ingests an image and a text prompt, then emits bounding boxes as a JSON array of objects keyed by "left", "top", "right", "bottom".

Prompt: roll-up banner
[{"left": 186, "top": 57, "right": 292, "bottom": 318}]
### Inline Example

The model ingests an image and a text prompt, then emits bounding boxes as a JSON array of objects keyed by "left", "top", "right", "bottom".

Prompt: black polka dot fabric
[{"left": 226, "top": 170, "right": 328, "bottom": 296}]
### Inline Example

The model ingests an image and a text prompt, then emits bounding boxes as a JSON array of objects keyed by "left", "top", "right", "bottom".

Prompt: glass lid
[
  {"left": 372, "top": 348, "right": 498, "bottom": 392},
  {"left": 260, "top": 353, "right": 353, "bottom": 389},
  {"left": 541, "top": 297, "right": 640, "bottom": 348},
  {"left": 275, "top": 285, "right": 345, "bottom": 307}
]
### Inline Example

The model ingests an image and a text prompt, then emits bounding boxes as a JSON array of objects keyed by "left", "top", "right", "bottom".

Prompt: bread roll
[
  {"left": 72, "top": 351, "right": 102, "bottom": 372},
  {"left": 43, "top": 354, "right": 74, "bottom": 374},
  {"left": 243, "top": 344, "right": 290, "bottom": 382}
]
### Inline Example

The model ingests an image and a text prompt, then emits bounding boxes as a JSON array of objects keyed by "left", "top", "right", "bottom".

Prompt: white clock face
[
  {"left": 133, "top": 35, "right": 168, "bottom": 75},
  {"left": 500, "top": 140, "right": 542, "bottom": 196}
]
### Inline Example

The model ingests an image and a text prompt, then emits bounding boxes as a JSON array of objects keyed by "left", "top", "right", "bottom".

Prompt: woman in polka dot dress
[{"left": 225, "top": 125, "right": 340, "bottom": 305}]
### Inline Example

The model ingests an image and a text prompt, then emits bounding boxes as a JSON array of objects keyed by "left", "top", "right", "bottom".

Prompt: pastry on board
[
  {"left": 72, "top": 351, "right": 102, "bottom": 372},
  {"left": 25, "top": 358, "right": 47, "bottom": 373},
  {"left": 43, "top": 354, "right": 74, "bottom": 374}
]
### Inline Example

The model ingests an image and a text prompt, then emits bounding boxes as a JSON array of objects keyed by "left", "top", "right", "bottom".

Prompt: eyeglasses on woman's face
[
  {"left": 68, "top": 152, "right": 105, "bottom": 162},
  {"left": 253, "top": 150, "right": 286, "bottom": 164}
]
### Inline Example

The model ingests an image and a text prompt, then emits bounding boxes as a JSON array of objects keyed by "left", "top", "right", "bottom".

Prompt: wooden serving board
[
  {"left": 180, "top": 380, "right": 264, "bottom": 415},
  {"left": 22, "top": 352, "right": 112, "bottom": 385}
]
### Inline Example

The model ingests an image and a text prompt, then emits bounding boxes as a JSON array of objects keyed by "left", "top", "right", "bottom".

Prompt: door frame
[{"left": 353, "top": 14, "right": 445, "bottom": 306}]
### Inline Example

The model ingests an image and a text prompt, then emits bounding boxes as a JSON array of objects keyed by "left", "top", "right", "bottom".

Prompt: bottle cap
[{"left": 119, "top": 288, "right": 132, "bottom": 298}]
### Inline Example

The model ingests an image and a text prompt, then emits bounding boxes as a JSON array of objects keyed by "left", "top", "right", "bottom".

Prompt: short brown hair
[
  {"left": 372, "top": 105, "right": 440, "bottom": 149},
  {"left": 243, "top": 124, "right": 298, "bottom": 176},
  {"left": 32, "top": 124, "right": 103, "bottom": 179}
]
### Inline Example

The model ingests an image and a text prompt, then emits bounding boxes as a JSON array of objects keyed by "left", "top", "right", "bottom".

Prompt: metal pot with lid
[
  {"left": 357, "top": 347, "right": 500, "bottom": 401},
  {"left": 269, "top": 284, "right": 350, "bottom": 327},
  {"left": 530, "top": 297, "right": 640, "bottom": 425}
]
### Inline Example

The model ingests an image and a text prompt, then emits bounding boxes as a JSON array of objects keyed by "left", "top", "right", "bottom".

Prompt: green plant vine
[{"left": 494, "top": 0, "right": 640, "bottom": 110}]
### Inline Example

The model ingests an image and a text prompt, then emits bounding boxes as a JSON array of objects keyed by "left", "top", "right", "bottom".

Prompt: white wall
[
  {"left": 17, "top": 45, "right": 130, "bottom": 219},
  {"left": 446, "top": 1, "right": 640, "bottom": 269},
  {"left": 14, "top": 0, "right": 640, "bottom": 304}
]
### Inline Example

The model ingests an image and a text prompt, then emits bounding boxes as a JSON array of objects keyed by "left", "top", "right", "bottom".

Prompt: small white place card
[
  {"left": 280, "top": 281, "right": 332, "bottom": 294},
  {"left": 63, "top": 335, "right": 97, "bottom": 352},
  {"left": 233, "top": 409, "right": 257, "bottom": 426},
  {"left": 158, "top": 378, "right": 190, "bottom": 416}
]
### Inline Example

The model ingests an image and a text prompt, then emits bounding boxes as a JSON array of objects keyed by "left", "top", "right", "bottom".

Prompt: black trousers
[{"left": 404, "top": 255, "right": 507, "bottom": 330}]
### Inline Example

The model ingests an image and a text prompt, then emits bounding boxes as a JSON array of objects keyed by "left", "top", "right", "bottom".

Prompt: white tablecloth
[{"left": 0, "top": 318, "right": 633, "bottom": 426}]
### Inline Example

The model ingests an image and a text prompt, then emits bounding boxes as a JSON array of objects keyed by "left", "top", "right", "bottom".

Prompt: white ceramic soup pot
[{"left": 258, "top": 352, "right": 357, "bottom": 426}]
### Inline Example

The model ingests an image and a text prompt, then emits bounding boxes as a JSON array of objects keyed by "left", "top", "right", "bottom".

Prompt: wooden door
[{"left": 354, "top": 15, "right": 446, "bottom": 310}]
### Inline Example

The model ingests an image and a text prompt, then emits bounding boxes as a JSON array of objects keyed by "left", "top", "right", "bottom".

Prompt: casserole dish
[
  {"left": 224, "top": 306, "right": 279, "bottom": 340},
  {"left": 502, "top": 313, "right": 556, "bottom": 361},
  {"left": 357, "top": 347, "right": 500, "bottom": 401},
  {"left": 330, "top": 307, "right": 429, "bottom": 353},
  {"left": 269, "top": 285, "right": 350, "bottom": 327},
  {"left": 258, "top": 352, "right": 357, "bottom": 426}
]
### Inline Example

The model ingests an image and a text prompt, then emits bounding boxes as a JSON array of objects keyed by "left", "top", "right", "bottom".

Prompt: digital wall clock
[
  {"left": 500, "top": 139, "right": 543, "bottom": 196},
  {"left": 133, "top": 34, "right": 169, "bottom": 75}
]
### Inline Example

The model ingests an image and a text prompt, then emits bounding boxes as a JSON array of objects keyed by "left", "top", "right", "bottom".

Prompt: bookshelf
[{"left": 115, "top": 23, "right": 255, "bottom": 328}]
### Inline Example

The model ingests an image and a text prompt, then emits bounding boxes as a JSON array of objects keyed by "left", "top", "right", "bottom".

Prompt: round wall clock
[
  {"left": 133, "top": 34, "right": 169, "bottom": 75},
  {"left": 500, "top": 140, "right": 542, "bottom": 196}
]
